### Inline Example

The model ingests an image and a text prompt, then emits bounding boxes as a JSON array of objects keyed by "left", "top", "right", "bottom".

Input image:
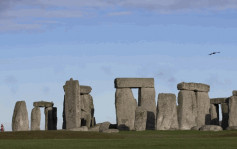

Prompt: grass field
[{"left": 1, "top": 130, "right": 237, "bottom": 149}]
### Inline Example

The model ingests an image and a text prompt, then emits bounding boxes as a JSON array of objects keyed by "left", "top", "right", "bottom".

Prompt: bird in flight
[{"left": 209, "top": 52, "right": 220, "bottom": 55}]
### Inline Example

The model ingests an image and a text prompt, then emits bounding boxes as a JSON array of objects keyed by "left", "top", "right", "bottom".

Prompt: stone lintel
[
  {"left": 33, "top": 101, "right": 54, "bottom": 108},
  {"left": 210, "top": 98, "right": 229, "bottom": 104},
  {"left": 114, "top": 78, "right": 154, "bottom": 88},
  {"left": 233, "top": 90, "right": 237, "bottom": 96},
  {"left": 80, "top": 85, "right": 92, "bottom": 94},
  {"left": 177, "top": 82, "right": 210, "bottom": 92}
]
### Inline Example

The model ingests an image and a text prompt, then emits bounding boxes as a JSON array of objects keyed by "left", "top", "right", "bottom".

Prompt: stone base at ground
[
  {"left": 99, "top": 122, "right": 111, "bottom": 132},
  {"left": 102, "top": 129, "right": 119, "bottom": 133},
  {"left": 134, "top": 107, "right": 147, "bottom": 131},
  {"left": 69, "top": 126, "right": 88, "bottom": 131},
  {"left": 199, "top": 125, "right": 223, "bottom": 131}
]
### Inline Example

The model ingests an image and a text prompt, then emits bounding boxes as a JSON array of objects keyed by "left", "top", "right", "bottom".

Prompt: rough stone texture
[
  {"left": 12, "top": 101, "right": 29, "bottom": 131},
  {"left": 191, "top": 126, "right": 201, "bottom": 130},
  {"left": 81, "top": 94, "right": 94, "bottom": 128},
  {"left": 99, "top": 122, "right": 111, "bottom": 132},
  {"left": 134, "top": 107, "right": 147, "bottom": 131},
  {"left": 178, "top": 90, "right": 197, "bottom": 130},
  {"left": 80, "top": 86, "right": 92, "bottom": 94},
  {"left": 233, "top": 90, "right": 237, "bottom": 96},
  {"left": 69, "top": 126, "right": 88, "bottom": 131},
  {"left": 196, "top": 92, "right": 211, "bottom": 126},
  {"left": 156, "top": 93, "right": 179, "bottom": 130},
  {"left": 199, "top": 125, "right": 223, "bottom": 131},
  {"left": 63, "top": 78, "right": 81, "bottom": 130},
  {"left": 103, "top": 129, "right": 119, "bottom": 133},
  {"left": 88, "top": 125, "right": 100, "bottom": 132},
  {"left": 226, "top": 126, "right": 237, "bottom": 130},
  {"left": 138, "top": 88, "right": 156, "bottom": 130},
  {"left": 177, "top": 82, "right": 210, "bottom": 92},
  {"left": 221, "top": 103, "right": 229, "bottom": 130},
  {"left": 229, "top": 96, "right": 237, "bottom": 127},
  {"left": 44, "top": 107, "right": 52, "bottom": 130},
  {"left": 210, "top": 98, "right": 228, "bottom": 104},
  {"left": 33, "top": 101, "right": 54, "bottom": 108},
  {"left": 115, "top": 78, "right": 154, "bottom": 88},
  {"left": 31, "top": 107, "right": 41, "bottom": 131},
  {"left": 115, "top": 88, "right": 137, "bottom": 130},
  {"left": 210, "top": 104, "right": 219, "bottom": 125}
]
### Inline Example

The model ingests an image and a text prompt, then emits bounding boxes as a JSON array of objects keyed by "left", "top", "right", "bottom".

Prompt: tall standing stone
[
  {"left": 210, "top": 104, "right": 219, "bottom": 125},
  {"left": 63, "top": 78, "right": 81, "bottom": 129},
  {"left": 81, "top": 94, "right": 94, "bottom": 128},
  {"left": 115, "top": 88, "right": 137, "bottom": 130},
  {"left": 156, "top": 93, "right": 179, "bottom": 130},
  {"left": 229, "top": 96, "right": 237, "bottom": 127},
  {"left": 31, "top": 107, "right": 41, "bottom": 130},
  {"left": 196, "top": 92, "right": 211, "bottom": 126},
  {"left": 12, "top": 101, "right": 29, "bottom": 131},
  {"left": 221, "top": 103, "right": 229, "bottom": 129},
  {"left": 134, "top": 107, "right": 147, "bottom": 131}
]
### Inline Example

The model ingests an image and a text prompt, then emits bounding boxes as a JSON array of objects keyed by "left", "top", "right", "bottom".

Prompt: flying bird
[{"left": 209, "top": 52, "right": 220, "bottom": 55}]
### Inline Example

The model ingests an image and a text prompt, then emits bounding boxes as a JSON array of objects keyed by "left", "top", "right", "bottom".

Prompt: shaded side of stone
[
  {"left": 233, "top": 90, "right": 237, "bottom": 96},
  {"left": 196, "top": 92, "right": 211, "bottom": 126},
  {"left": 221, "top": 103, "right": 229, "bottom": 130},
  {"left": 229, "top": 96, "right": 237, "bottom": 127},
  {"left": 115, "top": 78, "right": 154, "bottom": 88},
  {"left": 156, "top": 93, "right": 179, "bottom": 130},
  {"left": 81, "top": 94, "right": 94, "bottom": 128},
  {"left": 62, "top": 96, "right": 66, "bottom": 129},
  {"left": 210, "top": 104, "right": 219, "bottom": 125},
  {"left": 177, "top": 82, "right": 210, "bottom": 92},
  {"left": 31, "top": 107, "right": 41, "bottom": 131},
  {"left": 12, "top": 101, "right": 29, "bottom": 131},
  {"left": 134, "top": 107, "right": 147, "bottom": 131}
]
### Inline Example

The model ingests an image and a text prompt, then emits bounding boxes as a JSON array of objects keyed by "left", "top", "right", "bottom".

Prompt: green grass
[{"left": 1, "top": 130, "right": 237, "bottom": 149}]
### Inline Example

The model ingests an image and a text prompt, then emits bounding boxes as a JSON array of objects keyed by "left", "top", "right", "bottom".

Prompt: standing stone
[
  {"left": 12, "top": 101, "right": 29, "bottom": 131},
  {"left": 210, "top": 104, "right": 219, "bottom": 125},
  {"left": 63, "top": 78, "right": 81, "bottom": 129},
  {"left": 229, "top": 96, "right": 237, "bottom": 127},
  {"left": 221, "top": 103, "right": 229, "bottom": 129},
  {"left": 134, "top": 107, "right": 147, "bottom": 131},
  {"left": 156, "top": 93, "right": 179, "bottom": 130},
  {"left": 178, "top": 90, "right": 197, "bottom": 130},
  {"left": 31, "top": 107, "right": 41, "bottom": 131},
  {"left": 115, "top": 88, "right": 137, "bottom": 130},
  {"left": 138, "top": 88, "right": 156, "bottom": 130},
  {"left": 196, "top": 92, "right": 211, "bottom": 126},
  {"left": 81, "top": 94, "right": 94, "bottom": 128},
  {"left": 45, "top": 107, "right": 52, "bottom": 130}
]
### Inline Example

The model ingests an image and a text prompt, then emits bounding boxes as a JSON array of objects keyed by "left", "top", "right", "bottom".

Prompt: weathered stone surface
[
  {"left": 178, "top": 90, "right": 197, "bottom": 130},
  {"left": 177, "top": 82, "right": 210, "bottom": 92},
  {"left": 44, "top": 107, "right": 52, "bottom": 130},
  {"left": 88, "top": 125, "right": 100, "bottom": 132},
  {"left": 115, "top": 88, "right": 137, "bottom": 130},
  {"left": 63, "top": 78, "right": 81, "bottom": 130},
  {"left": 103, "top": 129, "right": 119, "bottom": 133},
  {"left": 229, "top": 96, "right": 237, "bottom": 127},
  {"left": 210, "top": 104, "right": 219, "bottom": 125},
  {"left": 12, "top": 101, "right": 29, "bottom": 131},
  {"left": 31, "top": 107, "right": 41, "bottom": 131},
  {"left": 221, "top": 103, "right": 229, "bottom": 129},
  {"left": 210, "top": 98, "right": 228, "bottom": 104},
  {"left": 99, "top": 122, "right": 111, "bottom": 132},
  {"left": 81, "top": 94, "right": 94, "bottom": 128},
  {"left": 226, "top": 126, "right": 237, "bottom": 130},
  {"left": 46, "top": 107, "right": 57, "bottom": 130},
  {"left": 115, "top": 78, "right": 154, "bottom": 88},
  {"left": 134, "top": 107, "right": 147, "bottom": 131},
  {"left": 196, "top": 92, "right": 211, "bottom": 126},
  {"left": 191, "top": 126, "right": 201, "bottom": 130},
  {"left": 233, "top": 90, "right": 237, "bottom": 96},
  {"left": 69, "top": 126, "right": 88, "bottom": 131},
  {"left": 199, "top": 125, "right": 223, "bottom": 131},
  {"left": 80, "top": 86, "right": 92, "bottom": 94},
  {"left": 33, "top": 101, "right": 54, "bottom": 108},
  {"left": 138, "top": 88, "right": 156, "bottom": 130},
  {"left": 156, "top": 93, "right": 179, "bottom": 130}
]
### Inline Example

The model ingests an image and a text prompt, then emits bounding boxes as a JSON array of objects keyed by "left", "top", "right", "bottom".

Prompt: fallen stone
[
  {"left": 156, "top": 93, "right": 179, "bottom": 130},
  {"left": 233, "top": 90, "right": 237, "bottom": 96},
  {"left": 177, "top": 82, "right": 210, "bottom": 92},
  {"left": 88, "top": 125, "right": 100, "bottom": 132},
  {"left": 210, "top": 104, "right": 219, "bottom": 125},
  {"left": 226, "top": 126, "right": 237, "bottom": 130},
  {"left": 114, "top": 78, "right": 154, "bottom": 88},
  {"left": 229, "top": 96, "right": 237, "bottom": 127},
  {"left": 134, "top": 107, "right": 147, "bottom": 131},
  {"left": 138, "top": 88, "right": 156, "bottom": 130},
  {"left": 69, "top": 126, "right": 88, "bottom": 131},
  {"left": 221, "top": 103, "right": 229, "bottom": 129},
  {"left": 31, "top": 107, "right": 41, "bottom": 131},
  {"left": 12, "top": 101, "right": 29, "bottom": 131},
  {"left": 80, "top": 86, "right": 92, "bottom": 94},
  {"left": 178, "top": 90, "right": 197, "bottom": 130},
  {"left": 210, "top": 98, "right": 228, "bottom": 104},
  {"left": 196, "top": 92, "right": 211, "bottom": 126},
  {"left": 33, "top": 101, "right": 54, "bottom": 108},
  {"left": 99, "top": 122, "right": 111, "bottom": 132},
  {"left": 115, "top": 88, "right": 137, "bottom": 130},
  {"left": 199, "top": 125, "right": 223, "bottom": 131},
  {"left": 102, "top": 129, "right": 119, "bottom": 133},
  {"left": 191, "top": 126, "right": 201, "bottom": 130}
]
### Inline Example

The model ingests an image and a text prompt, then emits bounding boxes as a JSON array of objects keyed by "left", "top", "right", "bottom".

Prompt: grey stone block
[
  {"left": 12, "top": 101, "right": 29, "bottom": 131},
  {"left": 81, "top": 94, "right": 94, "bottom": 128},
  {"left": 114, "top": 78, "right": 154, "bottom": 88},
  {"left": 31, "top": 107, "right": 41, "bottom": 131},
  {"left": 115, "top": 88, "right": 137, "bottom": 130},
  {"left": 177, "top": 82, "right": 210, "bottom": 92},
  {"left": 196, "top": 92, "right": 211, "bottom": 126},
  {"left": 99, "top": 122, "right": 111, "bottom": 132},
  {"left": 210, "top": 104, "right": 219, "bottom": 125},
  {"left": 210, "top": 98, "right": 228, "bottom": 104},
  {"left": 80, "top": 86, "right": 92, "bottom": 94},
  {"left": 191, "top": 126, "right": 201, "bottom": 130},
  {"left": 134, "top": 107, "right": 147, "bottom": 131},
  {"left": 229, "top": 96, "right": 237, "bottom": 127},
  {"left": 199, "top": 125, "right": 223, "bottom": 131},
  {"left": 221, "top": 103, "right": 229, "bottom": 130},
  {"left": 156, "top": 93, "right": 179, "bottom": 130},
  {"left": 88, "top": 125, "right": 100, "bottom": 132},
  {"left": 33, "top": 101, "right": 54, "bottom": 108},
  {"left": 233, "top": 90, "right": 237, "bottom": 96},
  {"left": 103, "top": 129, "right": 119, "bottom": 133}
]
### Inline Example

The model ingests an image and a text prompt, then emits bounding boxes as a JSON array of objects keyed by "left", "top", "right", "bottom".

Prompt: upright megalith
[
  {"left": 81, "top": 93, "right": 95, "bottom": 128},
  {"left": 134, "top": 107, "right": 147, "bottom": 131},
  {"left": 115, "top": 88, "right": 137, "bottom": 130},
  {"left": 177, "top": 82, "right": 211, "bottom": 130},
  {"left": 63, "top": 78, "right": 81, "bottom": 129},
  {"left": 228, "top": 96, "right": 237, "bottom": 127},
  {"left": 156, "top": 93, "right": 179, "bottom": 130},
  {"left": 12, "top": 101, "right": 29, "bottom": 131},
  {"left": 221, "top": 103, "right": 229, "bottom": 129},
  {"left": 210, "top": 104, "right": 219, "bottom": 125},
  {"left": 31, "top": 107, "right": 41, "bottom": 131}
]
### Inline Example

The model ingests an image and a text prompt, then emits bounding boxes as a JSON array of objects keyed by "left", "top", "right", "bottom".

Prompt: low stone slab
[
  {"left": 80, "top": 86, "right": 92, "bottom": 94},
  {"left": 191, "top": 126, "right": 201, "bottom": 131},
  {"left": 103, "top": 129, "right": 119, "bottom": 133},
  {"left": 33, "top": 101, "right": 54, "bottom": 108},
  {"left": 99, "top": 122, "right": 111, "bottom": 132},
  {"left": 134, "top": 107, "right": 147, "bottom": 131},
  {"left": 12, "top": 101, "right": 29, "bottom": 131},
  {"left": 226, "top": 126, "right": 237, "bottom": 130},
  {"left": 69, "top": 126, "right": 88, "bottom": 131},
  {"left": 114, "top": 78, "right": 154, "bottom": 88},
  {"left": 199, "top": 125, "right": 223, "bottom": 131},
  {"left": 233, "top": 90, "right": 237, "bottom": 96},
  {"left": 177, "top": 82, "right": 210, "bottom": 92},
  {"left": 88, "top": 125, "right": 100, "bottom": 132},
  {"left": 210, "top": 98, "right": 228, "bottom": 104}
]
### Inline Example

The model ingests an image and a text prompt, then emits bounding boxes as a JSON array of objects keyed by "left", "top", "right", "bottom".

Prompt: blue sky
[{"left": 1, "top": 0, "right": 237, "bottom": 131}]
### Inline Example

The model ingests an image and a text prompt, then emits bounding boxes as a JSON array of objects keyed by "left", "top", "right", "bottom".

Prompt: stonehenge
[{"left": 12, "top": 101, "right": 29, "bottom": 131}]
